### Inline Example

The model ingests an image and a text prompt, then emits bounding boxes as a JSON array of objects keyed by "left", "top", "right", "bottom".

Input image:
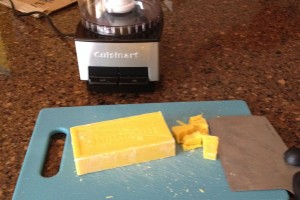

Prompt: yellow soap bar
[
  {"left": 202, "top": 135, "right": 219, "bottom": 160},
  {"left": 189, "top": 115, "right": 209, "bottom": 135},
  {"left": 70, "top": 112, "right": 175, "bottom": 175},
  {"left": 171, "top": 124, "right": 195, "bottom": 143},
  {"left": 182, "top": 131, "right": 203, "bottom": 151}
]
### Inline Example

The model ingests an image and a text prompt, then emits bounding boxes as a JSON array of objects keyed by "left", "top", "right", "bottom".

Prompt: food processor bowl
[{"left": 77, "top": 0, "right": 163, "bottom": 36}]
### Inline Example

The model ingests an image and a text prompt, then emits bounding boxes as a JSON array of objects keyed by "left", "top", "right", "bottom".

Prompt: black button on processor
[
  {"left": 88, "top": 67, "right": 118, "bottom": 85},
  {"left": 119, "top": 67, "right": 149, "bottom": 85},
  {"left": 119, "top": 77, "right": 149, "bottom": 85},
  {"left": 89, "top": 77, "right": 118, "bottom": 85}
]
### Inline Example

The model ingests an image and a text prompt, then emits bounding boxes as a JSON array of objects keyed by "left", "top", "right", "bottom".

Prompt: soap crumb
[
  {"left": 229, "top": 172, "right": 237, "bottom": 176},
  {"left": 199, "top": 188, "right": 205, "bottom": 193},
  {"left": 188, "top": 171, "right": 194, "bottom": 175},
  {"left": 166, "top": 186, "right": 174, "bottom": 193},
  {"left": 142, "top": 166, "right": 151, "bottom": 170}
]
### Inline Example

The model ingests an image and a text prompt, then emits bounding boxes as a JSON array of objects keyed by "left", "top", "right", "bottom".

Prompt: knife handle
[{"left": 294, "top": 171, "right": 300, "bottom": 200}]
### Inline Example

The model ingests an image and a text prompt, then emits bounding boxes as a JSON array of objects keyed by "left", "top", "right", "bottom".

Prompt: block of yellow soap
[
  {"left": 202, "top": 135, "right": 219, "bottom": 160},
  {"left": 70, "top": 112, "right": 175, "bottom": 175},
  {"left": 182, "top": 131, "right": 203, "bottom": 151},
  {"left": 189, "top": 115, "right": 209, "bottom": 135},
  {"left": 171, "top": 124, "right": 195, "bottom": 143}
]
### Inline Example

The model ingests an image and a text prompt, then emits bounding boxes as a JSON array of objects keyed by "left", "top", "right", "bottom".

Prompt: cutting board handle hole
[{"left": 41, "top": 132, "right": 66, "bottom": 177}]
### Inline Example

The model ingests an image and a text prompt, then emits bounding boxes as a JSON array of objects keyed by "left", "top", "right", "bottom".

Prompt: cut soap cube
[
  {"left": 182, "top": 131, "right": 203, "bottom": 151},
  {"left": 70, "top": 111, "right": 175, "bottom": 175},
  {"left": 202, "top": 135, "right": 219, "bottom": 160},
  {"left": 171, "top": 124, "right": 195, "bottom": 143},
  {"left": 189, "top": 115, "right": 209, "bottom": 135}
]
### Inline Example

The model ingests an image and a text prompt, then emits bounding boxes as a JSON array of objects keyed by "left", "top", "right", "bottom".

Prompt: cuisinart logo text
[{"left": 94, "top": 51, "right": 139, "bottom": 59}]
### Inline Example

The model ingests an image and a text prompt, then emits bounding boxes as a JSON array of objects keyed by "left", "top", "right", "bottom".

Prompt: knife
[
  {"left": 293, "top": 171, "right": 300, "bottom": 200},
  {"left": 284, "top": 146, "right": 300, "bottom": 200}
]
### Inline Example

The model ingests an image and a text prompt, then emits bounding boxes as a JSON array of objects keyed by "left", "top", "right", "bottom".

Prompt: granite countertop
[{"left": 0, "top": 0, "right": 299, "bottom": 199}]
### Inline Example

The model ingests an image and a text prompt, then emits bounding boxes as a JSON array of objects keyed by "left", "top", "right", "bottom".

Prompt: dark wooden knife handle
[{"left": 294, "top": 171, "right": 300, "bottom": 200}]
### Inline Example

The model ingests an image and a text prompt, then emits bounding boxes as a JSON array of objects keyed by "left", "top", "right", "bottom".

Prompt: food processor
[{"left": 74, "top": 0, "right": 163, "bottom": 91}]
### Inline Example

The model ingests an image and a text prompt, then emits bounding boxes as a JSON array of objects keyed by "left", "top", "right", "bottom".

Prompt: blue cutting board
[{"left": 13, "top": 100, "right": 289, "bottom": 200}]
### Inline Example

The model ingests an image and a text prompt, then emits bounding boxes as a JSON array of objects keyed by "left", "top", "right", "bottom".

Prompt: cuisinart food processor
[{"left": 74, "top": 0, "right": 163, "bottom": 91}]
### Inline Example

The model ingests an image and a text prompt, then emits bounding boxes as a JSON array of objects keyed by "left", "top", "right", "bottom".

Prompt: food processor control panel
[{"left": 88, "top": 67, "right": 149, "bottom": 85}]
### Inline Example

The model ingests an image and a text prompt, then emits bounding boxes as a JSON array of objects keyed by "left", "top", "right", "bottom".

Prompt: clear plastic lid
[{"left": 77, "top": 0, "right": 163, "bottom": 36}]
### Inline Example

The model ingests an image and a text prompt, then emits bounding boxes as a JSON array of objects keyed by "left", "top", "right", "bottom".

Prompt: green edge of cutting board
[{"left": 13, "top": 100, "right": 289, "bottom": 200}]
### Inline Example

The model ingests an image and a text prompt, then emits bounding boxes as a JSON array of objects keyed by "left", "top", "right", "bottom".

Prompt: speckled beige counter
[{"left": 0, "top": 0, "right": 299, "bottom": 199}]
